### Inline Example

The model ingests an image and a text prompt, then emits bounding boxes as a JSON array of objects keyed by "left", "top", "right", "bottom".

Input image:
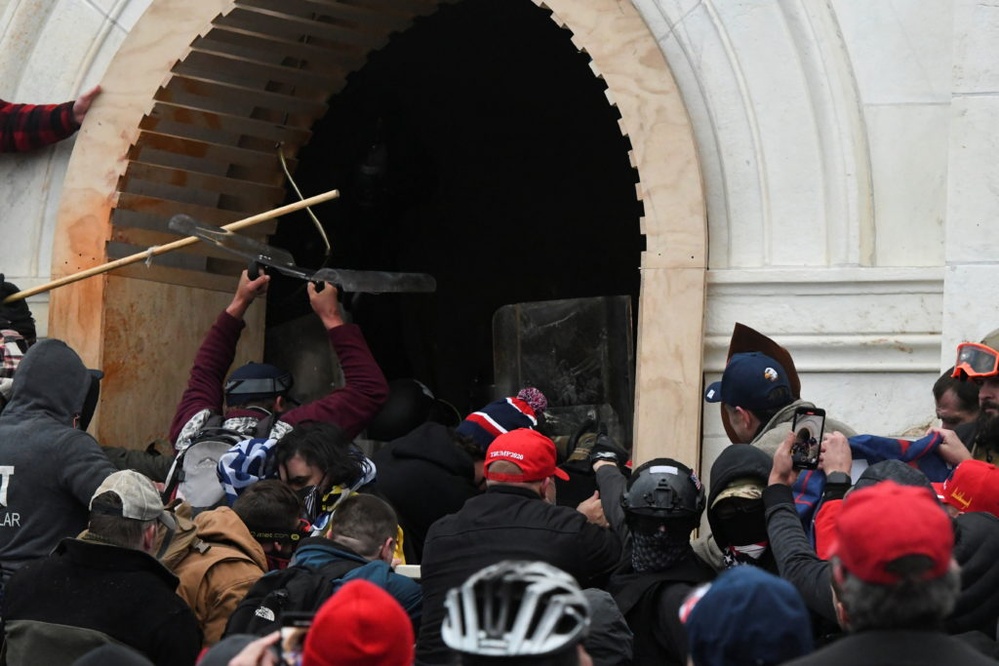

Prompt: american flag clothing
[{"left": 0, "top": 99, "right": 79, "bottom": 153}]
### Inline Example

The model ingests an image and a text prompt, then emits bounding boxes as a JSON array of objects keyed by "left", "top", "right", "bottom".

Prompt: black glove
[{"left": 588, "top": 429, "right": 630, "bottom": 468}]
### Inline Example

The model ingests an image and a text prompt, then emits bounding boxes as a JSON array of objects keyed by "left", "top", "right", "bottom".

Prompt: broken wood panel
[
  {"left": 108, "top": 225, "right": 279, "bottom": 268},
  {"left": 218, "top": 7, "right": 391, "bottom": 50},
  {"left": 195, "top": 27, "right": 369, "bottom": 71},
  {"left": 236, "top": 0, "right": 411, "bottom": 32},
  {"left": 142, "top": 101, "right": 313, "bottom": 150},
  {"left": 114, "top": 192, "right": 246, "bottom": 226},
  {"left": 155, "top": 76, "right": 328, "bottom": 119},
  {"left": 112, "top": 206, "right": 278, "bottom": 240},
  {"left": 121, "top": 162, "right": 285, "bottom": 209},
  {"left": 175, "top": 49, "right": 343, "bottom": 93},
  {"left": 131, "top": 130, "right": 295, "bottom": 173},
  {"left": 110, "top": 262, "right": 240, "bottom": 291}
]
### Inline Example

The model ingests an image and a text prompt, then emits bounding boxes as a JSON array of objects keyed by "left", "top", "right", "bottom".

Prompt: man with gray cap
[
  {"left": 0, "top": 338, "right": 117, "bottom": 582},
  {"left": 0, "top": 470, "right": 201, "bottom": 665}
]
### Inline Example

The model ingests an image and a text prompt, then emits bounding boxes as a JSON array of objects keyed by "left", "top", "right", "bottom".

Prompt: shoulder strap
[{"left": 253, "top": 412, "right": 277, "bottom": 439}]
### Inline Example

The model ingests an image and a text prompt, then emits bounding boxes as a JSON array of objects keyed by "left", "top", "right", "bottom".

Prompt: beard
[{"left": 972, "top": 410, "right": 999, "bottom": 463}]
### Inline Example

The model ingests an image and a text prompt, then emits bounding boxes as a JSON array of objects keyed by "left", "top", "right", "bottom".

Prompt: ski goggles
[{"left": 952, "top": 342, "right": 999, "bottom": 379}]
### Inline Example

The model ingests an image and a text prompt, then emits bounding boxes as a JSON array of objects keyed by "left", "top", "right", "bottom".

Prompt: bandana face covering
[
  {"left": 722, "top": 541, "right": 770, "bottom": 568},
  {"left": 631, "top": 525, "right": 693, "bottom": 573}
]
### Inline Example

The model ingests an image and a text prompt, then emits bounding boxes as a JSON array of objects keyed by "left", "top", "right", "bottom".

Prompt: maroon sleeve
[
  {"left": 279, "top": 323, "right": 388, "bottom": 440},
  {"left": 0, "top": 99, "right": 79, "bottom": 153},
  {"left": 168, "top": 310, "right": 245, "bottom": 442}
]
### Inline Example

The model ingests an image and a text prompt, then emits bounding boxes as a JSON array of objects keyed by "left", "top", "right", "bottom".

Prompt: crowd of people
[{"left": 0, "top": 256, "right": 995, "bottom": 666}]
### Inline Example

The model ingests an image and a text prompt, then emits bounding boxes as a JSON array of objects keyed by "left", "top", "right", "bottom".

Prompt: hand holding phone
[
  {"left": 790, "top": 407, "right": 825, "bottom": 470},
  {"left": 278, "top": 612, "right": 313, "bottom": 666}
]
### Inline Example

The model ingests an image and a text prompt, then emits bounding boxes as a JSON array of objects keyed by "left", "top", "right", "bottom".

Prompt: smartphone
[
  {"left": 278, "top": 612, "right": 314, "bottom": 666},
  {"left": 790, "top": 407, "right": 825, "bottom": 470}
]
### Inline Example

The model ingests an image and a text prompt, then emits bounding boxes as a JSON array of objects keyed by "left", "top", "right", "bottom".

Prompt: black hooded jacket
[
  {"left": 705, "top": 444, "right": 776, "bottom": 572},
  {"left": 0, "top": 339, "right": 116, "bottom": 580},
  {"left": 949, "top": 511, "right": 999, "bottom": 636},
  {"left": 371, "top": 422, "right": 479, "bottom": 563}
]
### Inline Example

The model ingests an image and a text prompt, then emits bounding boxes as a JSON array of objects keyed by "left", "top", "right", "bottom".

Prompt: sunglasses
[{"left": 952, "top": 342, "right": 999, "bottom": 379}]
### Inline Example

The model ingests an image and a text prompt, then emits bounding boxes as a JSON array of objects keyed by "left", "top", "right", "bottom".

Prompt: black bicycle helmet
[{"left": 442, "top": 560, "right": 591, "bottom": 658}]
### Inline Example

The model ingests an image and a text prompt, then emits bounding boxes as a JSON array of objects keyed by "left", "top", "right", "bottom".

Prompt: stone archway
[{"left": 51, "top": 0, "right": 705, "bottom": 465}]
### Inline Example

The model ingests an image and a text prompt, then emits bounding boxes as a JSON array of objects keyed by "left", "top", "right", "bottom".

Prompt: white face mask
[{"left": 730, "top": 542, "right": 768, "bottom": 560}]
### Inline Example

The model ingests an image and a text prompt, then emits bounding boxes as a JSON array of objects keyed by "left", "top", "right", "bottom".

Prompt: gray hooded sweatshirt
[{"left": 0, "top": 339, "right": 115, "bottom": 580}]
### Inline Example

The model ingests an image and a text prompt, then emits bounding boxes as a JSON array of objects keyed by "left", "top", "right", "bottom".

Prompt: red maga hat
[
  {"left": 832, "top": 481, "right": 953, "bottom": 585},
  {"left": 484, "top": 429, "right": 569, "bottom": 483}
]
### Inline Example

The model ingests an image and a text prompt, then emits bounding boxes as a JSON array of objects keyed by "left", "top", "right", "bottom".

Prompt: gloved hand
[{"left": 588, "top": 430, "right": 631, "bottom": 469}]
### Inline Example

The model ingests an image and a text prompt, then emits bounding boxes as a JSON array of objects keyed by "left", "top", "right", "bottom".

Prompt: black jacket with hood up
[
  {"left": 0, "top": 339, "right": 116, "bottom": 580},
  {"left": 371, "top": 421, "right": 479, "bottom": 562}
]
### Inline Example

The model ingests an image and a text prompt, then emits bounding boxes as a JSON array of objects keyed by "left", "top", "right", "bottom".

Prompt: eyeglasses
[{"left": 952, "top": 342, "right": 999, "bottom": 379}]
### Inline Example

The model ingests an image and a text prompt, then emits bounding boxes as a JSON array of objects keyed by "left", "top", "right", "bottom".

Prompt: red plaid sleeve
[{"left": 0, "top": 98, "right": 80, "bottom": 153}]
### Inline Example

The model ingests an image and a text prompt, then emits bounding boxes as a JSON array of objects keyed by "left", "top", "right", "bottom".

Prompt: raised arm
[
  {"left": 764, "top": 431, "right": 837, "bottom": 623},
  {"left": 168, "top": 271, "right": 269, "bottom": 442},
  {"left": 279, "top": 282, "right": 388, "bottom": 439}
]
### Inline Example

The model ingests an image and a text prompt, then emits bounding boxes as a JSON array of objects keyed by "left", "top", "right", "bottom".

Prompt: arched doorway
[
  {"left": 51, "top": 0, "right": 705, "bottom": 465},
  {"left": 266, "top": 0, "right": 643, "bottom": 422}
]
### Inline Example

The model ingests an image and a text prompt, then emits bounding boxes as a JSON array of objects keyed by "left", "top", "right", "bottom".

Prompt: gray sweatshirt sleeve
[{"left": 763, "top": 484, "right": 837, "bottom": 623}]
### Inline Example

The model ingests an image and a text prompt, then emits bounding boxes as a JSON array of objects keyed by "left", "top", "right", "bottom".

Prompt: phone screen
[
  {"left": 791, "top": 408, "right": 825, "bottom": 470},
  {"left": 279, "top": 614, "right": 313, "bottom": 666}
]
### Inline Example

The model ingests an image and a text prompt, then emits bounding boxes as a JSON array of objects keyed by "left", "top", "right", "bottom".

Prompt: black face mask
[{"left": 713, "top": 499, "right": 768, "bottom": 549}]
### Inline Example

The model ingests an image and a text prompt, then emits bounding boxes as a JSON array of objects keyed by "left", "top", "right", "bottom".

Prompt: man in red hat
[
  {"left": 415, "top": 428, "right": 622, "bottom": 665},
  {"left": 936, "top": 459, "right": 999, "bottom": 518},
  {"left": 783, "top": 480, "right": 995, "bottom": 665}
]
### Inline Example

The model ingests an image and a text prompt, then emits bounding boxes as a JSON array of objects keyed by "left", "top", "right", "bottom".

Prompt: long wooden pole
[{"left": 4, "top": 189, "right": 340, "bottom": 304}]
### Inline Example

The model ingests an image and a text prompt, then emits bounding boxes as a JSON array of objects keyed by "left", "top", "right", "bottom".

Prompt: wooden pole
[{"left": 5, "top": 189, "right": 340, "bottom": 304}]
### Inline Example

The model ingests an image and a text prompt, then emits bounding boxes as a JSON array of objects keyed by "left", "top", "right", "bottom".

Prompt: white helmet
[{"left": 442, "top": 560, "right": 590, "bottom": 658}]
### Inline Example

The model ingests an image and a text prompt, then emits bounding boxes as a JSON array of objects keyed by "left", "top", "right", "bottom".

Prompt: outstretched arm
[
  {"left": 280, "top": 281, "right": 388, "bottom": 439},
  {"left": 0, "top": 85, "right": 101, "bottom": 153},
  {"left": 168, "top": 271, "right": 270, "bottom": 442}
]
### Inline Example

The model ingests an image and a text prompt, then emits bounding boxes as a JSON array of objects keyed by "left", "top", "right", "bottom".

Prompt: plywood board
[
  {"left": 95, "top": 276, "right": 266, "bottom": 446},
  {"left": 633, "top": 267, "right": 706, "bottom": 468}
]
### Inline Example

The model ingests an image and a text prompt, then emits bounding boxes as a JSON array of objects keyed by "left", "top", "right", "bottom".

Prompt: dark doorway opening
[{"left": 267, "top": 0, "right": 644, "bottom": 419}]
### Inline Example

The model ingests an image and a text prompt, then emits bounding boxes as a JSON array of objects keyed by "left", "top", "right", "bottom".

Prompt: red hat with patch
[
  {"left": 484, "top": 429, "right": 569, "bottom": 483},
  {"left": 940, "top": 460, "right": 999, "bottom": 517},
  {"left": 832, "top": 481, "right": 953, "bottom": 585}
]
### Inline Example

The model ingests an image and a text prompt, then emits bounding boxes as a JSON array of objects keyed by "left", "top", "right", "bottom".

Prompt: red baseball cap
[
  {"left": 832, "top": 481, "right": 953, "bottom": 585},
  {"left": 484, "top": 429, "right": 569, "bottom": 483},
  {"left": 940, "top": 460, "right": 999, "bottom": 517}
]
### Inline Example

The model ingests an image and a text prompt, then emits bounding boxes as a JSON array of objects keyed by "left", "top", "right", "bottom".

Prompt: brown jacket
[{"left": 172, "top": 506, "right": 267, "bottom": 646}]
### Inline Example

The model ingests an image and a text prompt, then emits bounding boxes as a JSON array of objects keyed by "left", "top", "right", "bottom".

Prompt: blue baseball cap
[
  {"left": 224, "top": 362, "right": 293, "bottom": 406},
  {"left": 704, "top": 352, "right": 792, "bottom": 411},
  {"left": 683, "top": 566, "right": 812, "bottom": 666}
]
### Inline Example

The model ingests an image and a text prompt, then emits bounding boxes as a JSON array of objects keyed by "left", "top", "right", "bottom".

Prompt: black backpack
[
  {"left": 163, "top": 413, "right": 275, "bottom": 511},
  {"left": 224, "top": 558, "right": 367, "bottom": 636}
]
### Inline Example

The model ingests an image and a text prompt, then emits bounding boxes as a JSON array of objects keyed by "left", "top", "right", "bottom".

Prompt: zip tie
[{"left": 145, "top": 246, "right": 159, "bottom": 267}]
